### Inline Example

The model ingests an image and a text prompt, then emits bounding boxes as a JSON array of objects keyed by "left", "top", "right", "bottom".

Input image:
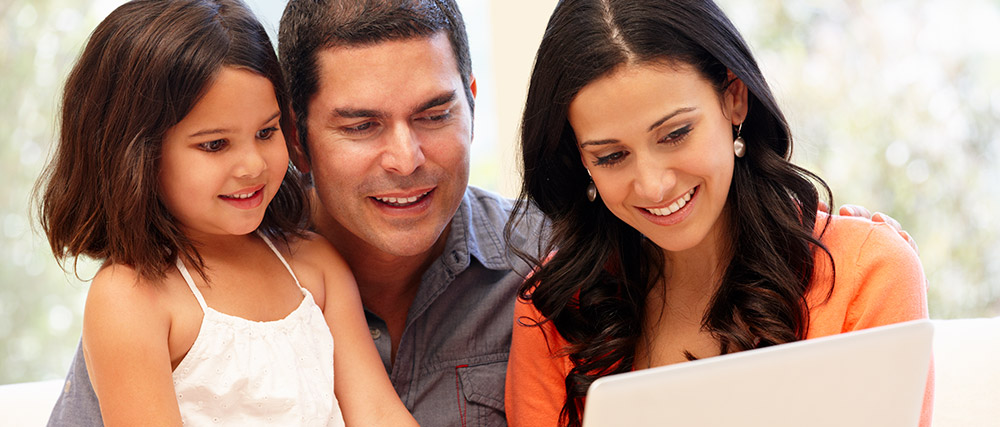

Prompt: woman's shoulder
[
  {"left": 807, "top": 211, "right": 927, "bottom": 334},
  {"left": 815, "top": 211, "right": 916, "bottom": 260}
]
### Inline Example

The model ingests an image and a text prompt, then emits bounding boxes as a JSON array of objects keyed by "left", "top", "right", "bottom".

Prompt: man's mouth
[{"left": 372, "top": 190, "right": 432, "bottom": 207}]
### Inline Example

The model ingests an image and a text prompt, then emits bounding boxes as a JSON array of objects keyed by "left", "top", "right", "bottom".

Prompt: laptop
[{"left": 582, "top": 319, "right": 933, "bottom": 427}]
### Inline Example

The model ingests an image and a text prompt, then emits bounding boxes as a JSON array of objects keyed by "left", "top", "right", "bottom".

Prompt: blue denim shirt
[{"left": 47, "top": 186, "right": 547, "bottom": 427}]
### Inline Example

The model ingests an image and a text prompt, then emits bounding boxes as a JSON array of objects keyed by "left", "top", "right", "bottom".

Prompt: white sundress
[{"left": 171, "top": 234, "right": 346, "bottom": 426}]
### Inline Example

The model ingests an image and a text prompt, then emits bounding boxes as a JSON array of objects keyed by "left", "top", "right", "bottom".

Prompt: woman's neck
[{"left": 638, "top": 212, "right": 734, "bottom": 367}]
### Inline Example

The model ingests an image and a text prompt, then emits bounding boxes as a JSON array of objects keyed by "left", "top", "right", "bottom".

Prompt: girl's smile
[{"left": 219, "top": 184, "right": 267, "bottom": 210}]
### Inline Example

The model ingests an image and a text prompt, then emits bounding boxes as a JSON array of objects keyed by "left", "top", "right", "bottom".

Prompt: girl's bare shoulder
[{"left": 286, "top": 231, "right": 348, "bottom": 269}]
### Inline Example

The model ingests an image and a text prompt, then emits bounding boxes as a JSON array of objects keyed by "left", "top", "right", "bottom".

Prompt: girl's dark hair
[
  {"left": 35, "top": 0, "right": 308, "bottom": 282},
  {"left": 505, "top": 0, "right": 834, "bottom": 425}
]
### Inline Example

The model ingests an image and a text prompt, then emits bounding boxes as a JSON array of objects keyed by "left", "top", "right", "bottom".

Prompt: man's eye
[{"left": 345, "top": 122, "right": 376, "bottom": 133}]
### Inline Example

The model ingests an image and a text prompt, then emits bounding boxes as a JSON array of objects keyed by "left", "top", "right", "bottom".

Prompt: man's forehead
[{"left": 311, "top": 33, "right": 465, "bottom": 114}]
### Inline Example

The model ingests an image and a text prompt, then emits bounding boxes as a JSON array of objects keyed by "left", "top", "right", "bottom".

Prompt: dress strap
[
  {"left": 175, "top": 257, "right": 209, "bottom": 312},
  {"left": 258, "top": 233, "right": 303, "bottom": 289}
]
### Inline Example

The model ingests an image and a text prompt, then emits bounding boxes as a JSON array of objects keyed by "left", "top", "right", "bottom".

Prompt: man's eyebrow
[
  {"left": 328, "top": 91, "right": 456, "bottom": 121},
  {"left": 332, "top": 107, "right": 386, "bottom": 120},
  {"left": 414, "top": 91, "right": 456, "bottom": 114}
]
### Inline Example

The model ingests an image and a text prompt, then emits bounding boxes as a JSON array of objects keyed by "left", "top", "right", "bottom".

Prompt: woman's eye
[
  {"left": 661, "top": 125, "right": 692, "bottom": 145},
  {"left": 594, "top": 151, "right": 627, "bottom": 167},
  {"left": 257, "top": 127, "right": 279, "bottom": 140},
  {"left": 199, "top": 139, "right": 226, "bottom": 152}
]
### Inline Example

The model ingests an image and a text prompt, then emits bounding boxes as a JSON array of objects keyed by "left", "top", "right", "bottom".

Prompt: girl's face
[
  {"left": 159, "top": 67, "right": 288, "bottom": 241},
  {"left": 569, "top": 62, "right": 747, "bottom": 256}
]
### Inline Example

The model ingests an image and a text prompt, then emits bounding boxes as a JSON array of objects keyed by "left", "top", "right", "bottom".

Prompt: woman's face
[{"left": 569, "top": 61, "right": 747, "bottom": 255}]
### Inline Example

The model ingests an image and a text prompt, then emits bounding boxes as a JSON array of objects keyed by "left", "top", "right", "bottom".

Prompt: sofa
[{"left": 2, "top": 317, "right": 997, "bottom": 426}]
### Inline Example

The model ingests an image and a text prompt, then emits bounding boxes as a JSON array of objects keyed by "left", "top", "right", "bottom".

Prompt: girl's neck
[{"left": 182, "top": 229, "right": 262, "bottom": 259}]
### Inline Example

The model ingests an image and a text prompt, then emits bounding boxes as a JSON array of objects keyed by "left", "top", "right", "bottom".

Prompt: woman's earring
[
  {"left": 733, "top": 123, "right": 746, "bottom": 158},
  {"left": 587, "top": 180, "right": 598, "bottom": 202}
]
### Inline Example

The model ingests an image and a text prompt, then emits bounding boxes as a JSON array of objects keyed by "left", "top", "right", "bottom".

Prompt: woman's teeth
[{"left": 646, "top": 188, "right": 695, "bottom": 216}]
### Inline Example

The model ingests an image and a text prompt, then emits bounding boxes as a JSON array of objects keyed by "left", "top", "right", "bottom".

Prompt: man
[
  {"left": 277, "top": 0, "right": 546, "bottom": 424},
  {"left": 49, "top": 1, "right": 545, "bottom": 426}
]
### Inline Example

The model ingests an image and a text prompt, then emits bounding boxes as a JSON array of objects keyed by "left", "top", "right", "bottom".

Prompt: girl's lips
[{"left": 219, "top": 185, "right": 265, "bottom": 210}]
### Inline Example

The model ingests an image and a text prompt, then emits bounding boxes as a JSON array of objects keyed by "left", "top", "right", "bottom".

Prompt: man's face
[{"left": 303, "top": 32, "right": 473, "bottom": 259}]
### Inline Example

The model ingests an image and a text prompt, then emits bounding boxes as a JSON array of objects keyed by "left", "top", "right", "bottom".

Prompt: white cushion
[
  {"left": 931, "top": 317, "right": 1000, "bottom": 427},
  {"left": 0, "top": 379, "right": 63, "bottom": 426}
]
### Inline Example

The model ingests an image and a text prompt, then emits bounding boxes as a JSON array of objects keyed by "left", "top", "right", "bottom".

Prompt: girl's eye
[
  {"left": 199, "top": 139, "right": 226, "bottom": 152},
  {"left": 257, "top": 127, "right": 279, "bottom": 140},
  {"left": 660, "top": 125, "right": 692, "bottom": 145},
  {"left": 594, "top": 151, "right": 627, "bottom": 167}
]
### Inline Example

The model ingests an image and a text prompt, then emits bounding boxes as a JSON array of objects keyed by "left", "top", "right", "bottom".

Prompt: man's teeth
[
  {"left": 375, "top": 192, "right": 429, "bottom": 205},
  {"left": 646, "top": 188, "right": 695, "bottom": 216}
]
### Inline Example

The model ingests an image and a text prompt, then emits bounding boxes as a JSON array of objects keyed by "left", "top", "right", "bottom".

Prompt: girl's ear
[
  {"left": 286, "top": 113, "right": 311, "bottom": 174},
  {"left": 724, "top": 71, "right": 749, "bottom": 126}
]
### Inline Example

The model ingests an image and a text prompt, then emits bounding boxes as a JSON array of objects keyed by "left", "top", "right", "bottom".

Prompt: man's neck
[{"left": 311, "top": 208, "right": 450, "bottom": 364}]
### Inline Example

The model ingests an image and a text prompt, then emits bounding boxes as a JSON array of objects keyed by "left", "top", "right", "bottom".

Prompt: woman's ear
[
  {"left": 286, "top": 113, "right": 311, "bottom": 174},
  {"left": 724, "top": 71, "right": 749, "bottom": 125}
]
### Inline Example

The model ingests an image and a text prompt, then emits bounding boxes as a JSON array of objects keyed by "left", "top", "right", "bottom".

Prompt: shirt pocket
[{"left": 455, "top": 360, "right": 507, "bottom": 427}]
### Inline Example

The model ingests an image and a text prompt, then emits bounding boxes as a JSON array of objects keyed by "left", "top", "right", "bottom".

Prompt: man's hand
[{"left": 820, "top": 201, "right": 917, "bottom": 253}]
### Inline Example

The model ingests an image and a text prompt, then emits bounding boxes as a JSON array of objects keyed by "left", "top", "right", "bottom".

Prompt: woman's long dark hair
[
  {"left": 35, "top": 0, "right": 308, "bottom": 283},
  {"left": 505, "top": 1, "right": 834, "bottom": 425}
]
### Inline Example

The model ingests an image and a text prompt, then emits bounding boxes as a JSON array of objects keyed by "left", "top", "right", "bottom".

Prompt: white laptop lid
[{"left": 582, "top": 319, "right": 933, "bottom": 427}]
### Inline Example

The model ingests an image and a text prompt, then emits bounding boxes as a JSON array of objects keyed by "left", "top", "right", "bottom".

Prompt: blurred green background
[{"left": 2, "top": 0, "right": 998, "bottom": 385}]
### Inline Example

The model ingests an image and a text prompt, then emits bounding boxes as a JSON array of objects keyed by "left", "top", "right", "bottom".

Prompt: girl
[
  {"left": 36, "top": 1, "right": 416, "bottom": 425},
  {"left": 504, "top": 0, "right": 932, "bottom": 426}
]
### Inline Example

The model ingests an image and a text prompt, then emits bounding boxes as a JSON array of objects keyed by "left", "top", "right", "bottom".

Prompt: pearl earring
[
  {"left": 585, "top": 168, "right": 598, "bottom": 202},
  {"left": 734, "top": 123, "right": 746, "bottom": 158},
  {"left": 587, "top": 180, "right": 598, "bottom": 202}
]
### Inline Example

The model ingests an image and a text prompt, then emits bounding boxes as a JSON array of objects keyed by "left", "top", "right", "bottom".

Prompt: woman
[{"left": 503, "top": 1, "right": 931, "bottom": 426}]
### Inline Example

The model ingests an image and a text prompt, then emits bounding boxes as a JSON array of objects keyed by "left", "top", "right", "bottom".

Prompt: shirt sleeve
[
  {"left": 505, "top": 296, "right": 572, "bottom": 427},
  {"left": 843, "top": 220, "right": 934, "bottom": 427}
]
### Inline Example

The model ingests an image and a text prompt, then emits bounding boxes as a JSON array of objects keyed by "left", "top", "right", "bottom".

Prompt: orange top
[{"left": 505, "top": 213, "right": 933, "bottom": 426}]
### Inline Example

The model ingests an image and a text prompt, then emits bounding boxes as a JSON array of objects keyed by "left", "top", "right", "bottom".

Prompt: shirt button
[{"left": 370, "top": 328, "right": 382, "bottom": 340}]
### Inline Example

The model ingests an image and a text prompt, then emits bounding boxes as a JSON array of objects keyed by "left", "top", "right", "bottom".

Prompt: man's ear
[
  {"left": 286, "top": 112, "right": 311, "bottom": 174},
  {"left": 724, "top": 70, "right": 749, "bottom": 125}
]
